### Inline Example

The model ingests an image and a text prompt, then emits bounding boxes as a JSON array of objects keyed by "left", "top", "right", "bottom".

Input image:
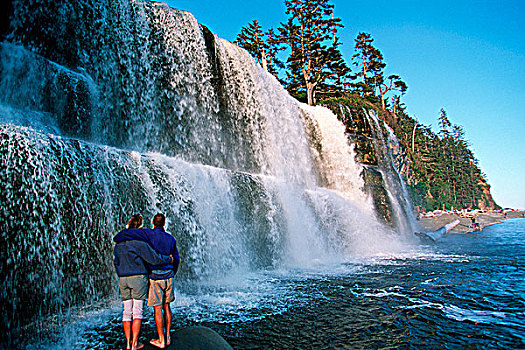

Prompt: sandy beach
[{"left": 417, "top": 210, "right": 525, "bottom": 234}]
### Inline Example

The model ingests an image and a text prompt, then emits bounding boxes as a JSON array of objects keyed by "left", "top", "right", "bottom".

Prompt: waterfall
[
  {"left": 213, "top": 38, "right": 318, "bottom": 186},
  {"left": 0, "top": 0, "right": 414, "bottom": 343},
  {"left": 299, "top": 104, "right": 373, "bottom": 214},
  {"left": 361, "top": 109, "right": 417, "bottom": 234}
]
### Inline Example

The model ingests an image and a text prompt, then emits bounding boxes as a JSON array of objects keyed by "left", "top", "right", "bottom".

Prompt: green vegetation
[
  {"left": 235, "top": 0, "right": 351, "bottom": 106},
  {"left": 235, "top": 0, "right": 496, "bottom": 211},
  {"left": 379, "top": 105, "right": 495, "bottom": 211},
  {"left": 235, "top": 0, "right": 407, "bottom": 109},
  {"left": 322, "top": 96, "right": 496, "bottom": 211}
]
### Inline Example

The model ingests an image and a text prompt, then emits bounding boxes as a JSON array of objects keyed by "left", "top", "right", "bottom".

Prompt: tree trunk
[
  {"left": 261, "top": 52, "right": 268, "bottom": 71},
  {"left": 412, "top": 120, "right": 418, "bottom": 153},
  {"left": 392, "top": 96, "right": 397, "bottom": 114},
  {"left": 307, "top": 82, "right": 315, "bottom": 105},
  {"left": 362, "top": 55, "right": 367, "bottom": 83}
]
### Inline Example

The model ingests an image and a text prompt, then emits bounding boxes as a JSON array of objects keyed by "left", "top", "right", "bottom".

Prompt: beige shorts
[{"left": 147, "top": 277, "right": 175, "bottom": 307}]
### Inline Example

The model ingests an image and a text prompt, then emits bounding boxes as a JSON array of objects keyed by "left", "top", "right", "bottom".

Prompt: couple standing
[{"left": 113, "top": 213, "right": 180, "bottom": 350}]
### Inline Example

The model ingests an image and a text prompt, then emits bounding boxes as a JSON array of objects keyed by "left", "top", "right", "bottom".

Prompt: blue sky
[{"left": 167, "top": 0, "right": 525, "bottom": 209}]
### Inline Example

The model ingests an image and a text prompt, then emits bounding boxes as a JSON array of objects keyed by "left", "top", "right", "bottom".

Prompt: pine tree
[
  {"left": 377, "top": 74, "right": 407, "bottom": 110},
  {"left": 276, "top": 17, "right": 303, "bottom": 95},
  {"left": 277, "top": 0, "right": 350, "bottom": 105},
  {"left": 234, "top": 20, "right": 283, "bottom": 76},
  {"left": 352, "top": 32, "right": 384, "bottom": 96},
  {"left": 438, "top": 108, "right": 452, "bottom": 138},
  {"left": 376, "top": 102, "right": 492, "bottom": 210},
  {"left": 353, "top": 32, "right": 407, "bottom": 110}
]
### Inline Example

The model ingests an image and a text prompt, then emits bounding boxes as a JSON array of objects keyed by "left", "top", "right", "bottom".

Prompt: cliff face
[
  {"left": 321, "top": 98, "right": 499, "bottom": 213},
  {"left": 479, "top": 181, "right": 498, "bottom": 211},
  {"left": 320, "top": 101, "right": 416, "bottom": 232}
]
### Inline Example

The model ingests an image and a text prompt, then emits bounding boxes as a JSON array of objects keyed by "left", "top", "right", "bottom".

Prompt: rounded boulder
[{"left": 168, "top": 326, "right": 233, "bottom": 350}]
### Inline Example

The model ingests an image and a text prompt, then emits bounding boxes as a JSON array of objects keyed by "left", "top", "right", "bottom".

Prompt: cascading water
[
  {"left": 384, "top": 120, "right": 419, "bottom": 231},
  {"left": 299, "top": 104, "right": 373, "bottom": 214},
  {"left": 213, "top": 38, "right": 319, "bottom": 185},
  {"left": 321, "top": 101, "right": 417, "bottom": 233},
  {"left": 362, "top": 109, "right": 417, "bottom": 234},
  {"left": 0, "top": 0, "right": 415, "bottom": 346}
]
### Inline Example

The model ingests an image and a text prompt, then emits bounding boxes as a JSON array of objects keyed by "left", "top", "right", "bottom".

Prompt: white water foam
[{"left": 299, "top": 104, "right": 373, "bottom": 213}]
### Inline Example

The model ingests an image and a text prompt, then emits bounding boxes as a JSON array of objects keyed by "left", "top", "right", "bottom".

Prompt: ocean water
[{"left": 29, "top": 218, "right": 524, "bottom": 349}]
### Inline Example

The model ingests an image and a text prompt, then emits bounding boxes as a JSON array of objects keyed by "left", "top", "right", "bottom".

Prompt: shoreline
[{"left": 417, "top": 210, "right": 525, "bottom": 234}]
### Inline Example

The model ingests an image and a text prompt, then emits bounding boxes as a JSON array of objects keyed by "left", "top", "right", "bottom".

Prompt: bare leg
[
  {"left": 131, "top": 318, "right": 143, "bottom": 350},
  {"left": 150, "top": 305, "right": 166, "bottom": 348},
  {"left": 123, "top": 320, "right": 132, "bottom": 350},
  {"left": 163, "top": 303, "right": 172, "bottom": 345}
]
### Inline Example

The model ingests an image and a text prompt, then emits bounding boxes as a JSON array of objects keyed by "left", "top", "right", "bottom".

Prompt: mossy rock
[
  {"left": 350, "top": 135, "right": 377, "bottom": 165},
  {"left": 361, "top": 167, "right": 394, "bottom": 226}
]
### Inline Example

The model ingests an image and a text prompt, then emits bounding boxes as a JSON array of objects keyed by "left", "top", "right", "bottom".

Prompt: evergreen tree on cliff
[
  {"left": 353, "top": 32, "right": 407, "bottom": 110},
  {"left": 352, "top": 32, "right": 384, "bottom": 98},
  {"left": 377, "top": 74, "right": 407, "bottom": 110},
  {"left": 276, "top": 0, "right": 350, "bottom": 105},
  {"left": 404, "top": 108, "right": 488, "bottom": 210},
  {"left": 234, "top": 19, "right": 282, "bottom": 77}
]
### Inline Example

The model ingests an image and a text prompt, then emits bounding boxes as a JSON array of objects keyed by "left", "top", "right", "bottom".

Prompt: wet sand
[{"left": 417, "top": 211, "right": 525, "bottom": 234}]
